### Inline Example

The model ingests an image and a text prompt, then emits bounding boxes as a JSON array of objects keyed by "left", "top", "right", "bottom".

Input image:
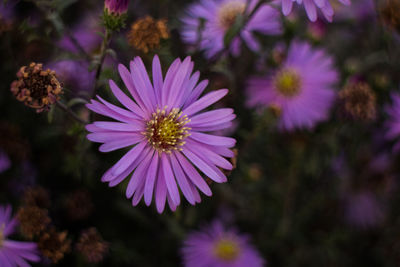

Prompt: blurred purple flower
[
  {"left": 246, "top": 41, "right": 337, "bottom": 131},
  {"left": 181, "top": 220, "right": 264, "bottom": 267},
  {"left": 385, "top": 92, "right": 400, "bottom": 152},
  {"left": 281, "top": 0, "right": 351, "bottom": 22},
  {"left": 0, "top": 149, "right": 11, "bottom": 173},
  {"left": 0, "top": 205, "right": 40, "bottom": 266},
  {"left": 344, "top": 191, "right": 385, "bottom": 228},
  {"left": 180, "top": 0, "right": 282, "bottom": 58},
  {"left": 47, "top": 60, "right": 95, "bottom": 94},
  {"left": 86, "top": 55, "right": 236, "bottom": 213},
  {"left": 58, "top": 16, "right": 102, "bottom": 54},
  {"left": 0, "top": 1, "right": 16, "bottom": 23},
  {"left": 334, "top": 0, "right": 375, "bottom": 21},
  {"left": 104, "top": 0, "right": 129, "bottom": 15}
]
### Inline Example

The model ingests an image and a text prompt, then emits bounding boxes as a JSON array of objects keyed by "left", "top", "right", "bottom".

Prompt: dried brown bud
[
  {"left": 22, "top": 186, "right": 50, "bottom": 208},
  {"left": 10, "top": 62, "right": 63, "bottom": 112},
  {"left": 338, "top": 81, "right": 377, "bottom": 121},
  {"left": 76, "top": 228, "right": 109, "bottom": 263},
  {"left": 38, "top": 228, "right": 71, "bottom": 263},
  {"left": 64, "top": 189, "right": 94, "bottom": 221},
  {"left": 380, "top": 0, "right": 400, "bottom": 32},
  {"left": 127, "top": 16, "right": 169, "bottom": 53},
  {"left": 17, "top": 206, "right": 51, "bottom": 239}
]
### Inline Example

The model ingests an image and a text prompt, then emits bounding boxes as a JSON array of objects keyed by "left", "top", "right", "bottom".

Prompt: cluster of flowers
[{"left": 3, "top": 0, "right": 400, "bottom": 266}]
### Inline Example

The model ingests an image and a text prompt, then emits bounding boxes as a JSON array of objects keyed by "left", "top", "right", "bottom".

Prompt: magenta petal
[
  {"left": 155, "top": 170, "right": 167, "bottom": 213},
  {"left": 170, "top": 153, "right": 196, "bottom": 205},
  {"left": 144, "top": 152, "right": 160, "bottom": 206},
  {"left": 183, "top": 89, "right": 229, "bottom": 116},
  {"left": 126, "top": 149, "right": 154, "bottom": 198},
  {"left": 175, "top": 152, "right": 212, "bottom": 196},
  {"left": 161, "top": 153, "right": 181, "bottom": 206},
  {"left": 190, "top": 132, "right": 236, "bottom": 147}
]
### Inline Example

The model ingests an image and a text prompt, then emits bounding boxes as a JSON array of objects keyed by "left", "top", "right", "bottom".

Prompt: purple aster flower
[
  {"left": 334, "top": 0, "right": 375, "bottom": 21},
  {"left": 58, "top": 16, "right": 102, "bottom": 54},
  {"left": 104, "top": 0, "right": 129, "bottom": 15},
  {"left": 86, "top": 55, "right": 236, "bottom": 213},
  {"left": 181, "top": 220, "right": 264, "bottom": 267},
  {"left": 181, "top": 0, "right": 282, "bottom": 58},
  {"left": 0, "top": 205, "right": 40, "bottom": 266},
  {"left": 385, "top": 92, "right": 400, "bottom": 152},
  {"left": 0, "top": 149, "right": 11, "bottom": 173},
  {"left": 246, "top": 41, "right": 337, "bottom": 131},
  {"left": 344, "top": 191, "right": 385, "bottom": 228},
  {"left": 281, "top": 0, "right": 351, "bottom": 22},
  {"left": 46, "top": 60, "right": 95, "bottom": 94}
]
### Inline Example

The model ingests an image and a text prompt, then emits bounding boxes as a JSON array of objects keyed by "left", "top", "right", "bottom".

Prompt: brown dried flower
[
  {"left": 127, "top": 16, "right": 169, "bottom": 53},
  {"left": 64, "top": 189, "right": 94, "bottom": 221},
  {"left": 38, "top": 227, "right": 71, "bottom": 263},
  {"left": 380, "top": 0, "right": 400, "bottom": 32},
  {"left": 10, "top": 62, "right": 63, "bottom": 112},
  {"left": 22, "top": 186, "right": 50, "bottom": 208},
  {"left": 76, "top": 228, "right": 109, "bottom": 263},
  {"left": 338, "top": 81, "right": 377, "bottom": 121},
  {"left": 17, "top": 206, "right": 51, "bottom": 239}
]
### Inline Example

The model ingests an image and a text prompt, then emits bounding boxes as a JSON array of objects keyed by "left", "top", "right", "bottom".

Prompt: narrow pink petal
[
  {"left": 99, "top": 135, "right": 144, "bottom": 152},
  {"left": 152, "top": 55, "right": 163, "bottom": 105},
  {"left": 183, "top": 89, "right": 228, "bottom": 117},
  {"left": 110, "top": 142, "right": 147, "bottom": 177},
  {"left": 161, "top": 58, "right": 181, "bottom": 107},
  {"left": 170, "top": 153, "right": 196, "bottom": 205},
  {"left": 118, "top": 64, "right": 147, "bottom": 111},
  {"left": 175, "top": 152, "right": 212, "bottom": 196},
  {"left": 94, "top": 121, "right": 143, "bottom": 132},
  {"left": 108, "top": 80, "right": 145, "bottom": 118},
  {"left": 182, "top": 80, "right": 209, "bottom": 109},
  {"left": 161, "top": 153, "right": 181, "bottom": 206},
  {"left": 144, "top": 152, "right": 160, "bottom": 206},
  {"left": 155, "top": 171, "right": 167, "bottom": 213},
  {"left": 189, "top": 132, "right": 236, "bottom": 147},
  {"left": 126, "top": 149, "right": 154, "bottom": 198},
  {"left": 186, "top": 139, "right": 233, "bottom": 170}
]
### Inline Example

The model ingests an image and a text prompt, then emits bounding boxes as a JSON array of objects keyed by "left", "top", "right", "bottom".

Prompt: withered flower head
[
  {"left": 64, "top": 189, "right": 94, "bottom": 221},
  {"left": 22, "top": 186, "right": 50, "bottom": 208},
  {"left": 127, "top": 16, "right": 169, "bottom": 53},
  {"left": 338, "top": 81, "right": 377, "bottom": 121},
  {"left": 17, "top": 206, "right": 51, "bottom": 239},
  {"left": 76, "top": 228, "right": 109, "bottom": 263},
  {"left": 10, "top": 62, "right": 63, "bottom": 113},
  {"left": 38, "top": 227, "right": 71, "bottom": 263},
  {"left": 380, "top": 0, "right": 400, "bottom": 32}
]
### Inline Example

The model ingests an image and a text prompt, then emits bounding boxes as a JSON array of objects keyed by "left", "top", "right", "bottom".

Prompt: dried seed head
[
  {"left": 380, "top": 0, "right": 400, "bottom": 32},
  {"left": 17, "top": 206, "right": 51, "bottom": 239},
  {"left": 22, "top": 186, "right": 50, "bottom": 209},
  {"left": 38, "top": 227, "right": 71, "bottom": 263},
  {"left": 10, "top": 62, "right": 63, "bottom": 113},
  {"left": 128, "top": 16, "right": 169, "bottom": 53},
  {"left": 338, "top": 81, "right": 377, "bottom": 121},
  {"left": 76, "top": 228, "right": 109, "bottom": 263}
]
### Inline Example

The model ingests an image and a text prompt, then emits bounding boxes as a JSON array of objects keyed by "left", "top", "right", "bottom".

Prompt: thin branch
[
  {"left": 56, "top": 101, "right": 88, "bottom": 125},
  {"left": 91, "top": 28, "right": 112, "bottom": 99}
]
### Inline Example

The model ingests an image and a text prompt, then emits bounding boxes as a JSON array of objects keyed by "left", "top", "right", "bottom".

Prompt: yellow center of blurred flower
[
  {"left": 145, "top": 107, "right": 191, "bottom": 153},
  {"left": 274, "top": 69, "right": 302, "bottom": 97},
  {"left": 214, "top": 238, "right": 240, "bottom": 261},
  {"left": 0, "top": 224, "right": 5, "bottom": 247},
  {"left": 218, "top": 1, "right": 246, "bottom": 30}
]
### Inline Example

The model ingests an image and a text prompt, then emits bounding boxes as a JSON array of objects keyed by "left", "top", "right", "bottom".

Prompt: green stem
[
  {"left": 91, "top": 28, "right": 112, "bottom": 99},
  {"left": 56, "top": 101, "right": 88, "bottom": 125}
]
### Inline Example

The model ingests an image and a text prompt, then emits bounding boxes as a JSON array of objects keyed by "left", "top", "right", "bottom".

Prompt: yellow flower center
[
  {"left": 214, "top": 238, "right": 240, "bottom": 261},
  {"left": 218, "top": 1, "right": 246, "bottom": 30},
  {"left": 0, "top": 224, "right": 5, "bottom": 247},
  {"left": 274, "top": 69, "right": 302, "bottom": 97},
  {"left": 145, "top": 107, "right": 191, "bottom": 153}
]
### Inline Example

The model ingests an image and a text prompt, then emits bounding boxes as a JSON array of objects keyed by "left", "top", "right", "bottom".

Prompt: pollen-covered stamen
[
  {"left": 274, "top": 68, "right": 302, "bottom": 97},
  {"left": 145, "top": 107, "right": 191, "bottom": 153},
  {"left": 218, "top": 1, "right": 246, "bottom": 30},
  {"left": 213, "top": 238, "right": 240, "bottom": 261}
]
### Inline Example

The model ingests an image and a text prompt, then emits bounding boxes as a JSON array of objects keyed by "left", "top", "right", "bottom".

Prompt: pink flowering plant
[{"left": 1, "top": 0, "right": 400, "bottom": 266}]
